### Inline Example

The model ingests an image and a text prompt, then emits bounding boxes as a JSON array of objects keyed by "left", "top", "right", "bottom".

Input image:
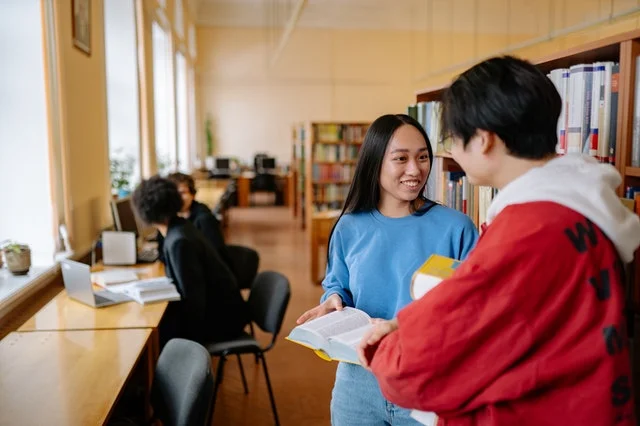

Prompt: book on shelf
[{"left": 286, "top": 307, "right": 373, "bottom": 365}]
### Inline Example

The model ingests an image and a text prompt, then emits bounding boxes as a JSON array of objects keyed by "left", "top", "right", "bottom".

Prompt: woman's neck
[{"left": 378, "top": 197, "right": 412, "bottom": 218}]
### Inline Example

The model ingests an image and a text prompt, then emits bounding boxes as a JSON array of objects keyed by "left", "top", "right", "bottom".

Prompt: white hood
[{"left": 486, "top": 154, "right": 640, "bottom": 263}]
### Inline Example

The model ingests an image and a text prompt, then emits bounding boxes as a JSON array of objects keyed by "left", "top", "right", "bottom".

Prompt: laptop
[{"left": 61, "top": 259, "right": 132, "bottom": 308}]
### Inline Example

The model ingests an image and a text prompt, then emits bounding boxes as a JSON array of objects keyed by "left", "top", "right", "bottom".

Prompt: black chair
[
  {"left": 151, "top": 338, "right": 214, "bottom": 426},
  {"left": 206, "top": 271, "right": 291, "bottom": 426},
  {"left": 227, "top": 245, "right": 260, "bottom": 291},
  {"left": 250, "top": 173, "right": 278, "bottom": 206}
]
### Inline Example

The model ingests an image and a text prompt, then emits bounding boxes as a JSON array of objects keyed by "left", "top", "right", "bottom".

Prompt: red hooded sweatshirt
[{"left": 368, "top": 155, "right": 640, "bottom": 426}]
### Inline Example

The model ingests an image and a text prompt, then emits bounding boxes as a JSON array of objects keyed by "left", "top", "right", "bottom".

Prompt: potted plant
[
  {"left": 110, "top": 150, "right": 135, "bottom": 198},
  {"left": 1, "top": 241, "right": 31, "bottom": 275}
]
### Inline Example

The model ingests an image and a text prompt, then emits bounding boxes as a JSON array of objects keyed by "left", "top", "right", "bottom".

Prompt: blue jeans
[{"left": 331, "top": 362, "right": 424, "bottom": 426}]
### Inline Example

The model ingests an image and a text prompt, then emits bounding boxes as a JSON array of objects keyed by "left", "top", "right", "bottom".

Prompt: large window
[
  {"left": 0, "top": 0, "right": 55, "bottom": 267},
  {"left": 152, "top": 22, "right": 177, "bottom": 175},
  {"left": 175, "top": 51, "right": 189, "bottom": 173},
  {"left": 104, "top": 0, "right": 141, "bottom": 196}
]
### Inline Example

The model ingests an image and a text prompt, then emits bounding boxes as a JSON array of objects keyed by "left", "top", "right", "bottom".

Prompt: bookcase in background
[
  {"left": 414, "top": 28, "right": 640, "bottom": 415},
  {"left": 412, "top": 29, "right": 640, "bottom": 227},
  {"left": 292, "top": 121, "right": 370, "bottom": 231}
]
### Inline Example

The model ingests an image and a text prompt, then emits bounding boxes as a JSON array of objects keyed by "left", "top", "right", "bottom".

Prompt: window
[
  {"left": 152, "top": 22, "right": 177, "bottom": 175},
  {"left": 0, "top": 0, "right": 55, "bottom": 268},
  {"left": 174, "top": 0, "right": 184, "bottom": 39},
  {"left": 175, "top": 51, "right": 189, "bottom": 172},
  {"left": 104, "top": 0, "right": 141, "bottom": 196}
]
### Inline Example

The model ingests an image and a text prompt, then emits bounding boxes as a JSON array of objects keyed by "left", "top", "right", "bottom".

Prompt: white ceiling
[{"left": 193, "top": 0, "right": 431, "bottom": 30}]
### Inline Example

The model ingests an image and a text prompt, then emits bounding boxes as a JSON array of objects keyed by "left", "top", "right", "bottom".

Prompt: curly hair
[
  {"left": 131, "top": 175, "right": 183, "bottom": 225},
  {"left": 167, "top": 172, "right": 196, "bottom": 195}
]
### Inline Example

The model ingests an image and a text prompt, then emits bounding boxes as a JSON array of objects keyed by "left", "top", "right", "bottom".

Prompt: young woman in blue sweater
[{"left": 297, "top": 114, "right": 479, "bottom": 426}]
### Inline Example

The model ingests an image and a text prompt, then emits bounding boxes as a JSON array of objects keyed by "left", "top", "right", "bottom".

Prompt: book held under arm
[
  {"left": 286, "top": 307, "right": 373, "bottom": 364},
  {"left": 411, "top": 254, "right": 461, "bottom": 300},
  {"left": 409, "top": 254, "right": 462, "bottom": 426}
]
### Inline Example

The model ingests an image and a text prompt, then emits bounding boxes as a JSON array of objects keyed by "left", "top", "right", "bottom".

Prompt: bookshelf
[
  {"left": 296, "top": 121, "right": 370, "bottom": 230},
  {"left": 413, "top": 29, "right": 640, "bottom": 227},
  {"left": 291, "top": 123, "right": 304, "bottom": 227},
  {"left": 414, "top": 29, "right": 640, "bottom": 413}
]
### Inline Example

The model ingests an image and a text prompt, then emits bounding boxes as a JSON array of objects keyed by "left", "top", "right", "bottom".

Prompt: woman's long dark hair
[{"left": 325, "top": 114, "right": 434, "bottom": 263}]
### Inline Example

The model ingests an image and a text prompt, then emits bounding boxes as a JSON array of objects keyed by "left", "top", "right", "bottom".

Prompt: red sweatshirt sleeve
[
  {"left": 368, "top": 206, "right": 561, "bottom": 415},
  {"left": 369, "top": 203, "right": 633, "bottom": 424}
]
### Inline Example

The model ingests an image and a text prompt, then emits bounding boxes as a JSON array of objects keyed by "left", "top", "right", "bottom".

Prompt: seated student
[
  {"left": 358, "top": 56, "right": 640, "bottom": 425},
  {"left": 163, "top": 172, "right": 233, "bottom": 268},
  {"left": 131, "top": 176, "right": 248, "bottom": 345}
]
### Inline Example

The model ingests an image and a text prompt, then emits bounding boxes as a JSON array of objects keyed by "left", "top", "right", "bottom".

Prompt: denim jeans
[{"left": 330, "top": 362, "right": 424, "bottom": 426}]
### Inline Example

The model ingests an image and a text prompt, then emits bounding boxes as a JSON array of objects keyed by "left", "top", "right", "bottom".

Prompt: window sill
[{"left": 0, "top": 265, "right": 59, "bottom": 319}]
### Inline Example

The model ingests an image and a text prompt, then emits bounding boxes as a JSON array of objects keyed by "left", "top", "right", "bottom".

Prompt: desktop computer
[
  {"left": 256, "top": 156, "right": 276, "bottom": 173},
  {"left": 210, "top": 157, "right": 232, "bottom": 178},
  {"left": 109, "top": 197, "right": 159, "bottom": 263}
]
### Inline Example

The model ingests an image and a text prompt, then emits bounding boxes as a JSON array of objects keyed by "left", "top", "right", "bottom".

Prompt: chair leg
[
  {"left": 210, "top": 355, "right": 227, "bottom": 422},
  {"left": 236, "top": 354, "right": 249, "bottom": 394},
  {"left": 259, "top": 353, "right": 280, "bottom": 426},
  {"left": 249, "top": 323, "right": 259, "bottom": 364}
]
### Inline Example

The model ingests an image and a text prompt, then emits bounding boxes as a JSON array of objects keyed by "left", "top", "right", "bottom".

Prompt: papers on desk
[
  {"left": 104, "top": 277, "right": 181, "bottom": 305},
  {"left": 91, "top": 269, "right": 139, "bottom": 287}
]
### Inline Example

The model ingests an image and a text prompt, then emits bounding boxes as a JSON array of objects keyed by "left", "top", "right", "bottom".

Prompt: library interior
[{"left": 2, "top": 0, "right": 640, "bottom": 425}]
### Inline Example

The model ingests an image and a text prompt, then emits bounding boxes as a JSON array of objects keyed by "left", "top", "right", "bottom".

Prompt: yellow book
[
  {"left": 286, "top": 307, "right": 373, "bottom": 365},
  {"left": 410, "top": 254, "right": 461, "bottom": 300}
]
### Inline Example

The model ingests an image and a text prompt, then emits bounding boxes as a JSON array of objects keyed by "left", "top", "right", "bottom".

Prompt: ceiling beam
[{"left": 269, "top": 0, "right": 308, "bottom": 67}]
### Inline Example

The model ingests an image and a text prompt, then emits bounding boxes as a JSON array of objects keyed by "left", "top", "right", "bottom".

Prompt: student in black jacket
[
  {"left": 166, "top": 172, "right": 233, "bottom": 268},
  {"left": 131, "top": 176, "right": 248, "bottom": 346}
]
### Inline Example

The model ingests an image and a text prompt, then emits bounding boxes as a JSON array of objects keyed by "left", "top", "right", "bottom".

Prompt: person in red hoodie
[{"left": 358, "top": 55, "right": 640, "bottom": 426}]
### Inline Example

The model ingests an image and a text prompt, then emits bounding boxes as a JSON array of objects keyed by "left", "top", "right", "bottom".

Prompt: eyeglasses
[{"left": 441, "top": 137, "right": 454, "bottom": 154}]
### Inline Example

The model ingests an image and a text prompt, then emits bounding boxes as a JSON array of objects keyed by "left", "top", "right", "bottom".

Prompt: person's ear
[{"left": 476, "top": 130, "right": 497, "bottom": 155}]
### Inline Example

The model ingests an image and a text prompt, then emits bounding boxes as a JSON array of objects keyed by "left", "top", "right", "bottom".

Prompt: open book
[
  {"left": 286, "top": 307, "right": 373, "bottom": 364},
  {"left": 105, "top": 277, "right": 181, "bottom": 305}
]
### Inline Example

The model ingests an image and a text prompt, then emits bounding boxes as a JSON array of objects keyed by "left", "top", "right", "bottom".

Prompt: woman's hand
[
  {"left": 296, "top": 293, "right": 343, "bottom": 324},
  {"left": 358, "top": 318, "right": 399, "bottom": 369}
]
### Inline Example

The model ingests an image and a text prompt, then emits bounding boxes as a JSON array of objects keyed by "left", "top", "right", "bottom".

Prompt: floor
[{"left": 213, "top": 206, "right": 336, "bottom": 426}]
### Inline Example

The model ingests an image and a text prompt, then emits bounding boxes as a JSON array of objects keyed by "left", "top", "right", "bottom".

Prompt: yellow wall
[
  {"left": 197, "top": 27, "right": 418, "bottom": 163},
  {"left": 53, "top": 0, "right": 111, "bottom": 252},
  {"left": 51, "top": 0, "right": 195, "bottom": 253},
  {"left": 198, "top": 0, "right": 640, "bottom": 165}
]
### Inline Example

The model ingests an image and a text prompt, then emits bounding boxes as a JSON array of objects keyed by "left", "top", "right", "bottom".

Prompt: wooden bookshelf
[
  {"left": 291, "top": 123, "right": 304, "bottom": 227},
  {"left": 299, "top": 121, "right": 370, "bottom": 231},
  {"left": 416, "top": 28, "right": 640, "bottom": 225},
  {"left": 416, "top": 30, "right": 640, "bottom": 415}
]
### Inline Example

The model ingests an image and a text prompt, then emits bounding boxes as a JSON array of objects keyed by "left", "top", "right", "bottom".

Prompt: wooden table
[
  {"left": 19, "top": 261, "right": 167, "bottom": 334},
  {"left": 310, "top": 210, "right": 341, "bottom": 284},
  {"left": 236, "top": 172, "right": 292, "bottom": 208},
  {"left": 0, "top": 329, "right": 151, "bottom": 425}
]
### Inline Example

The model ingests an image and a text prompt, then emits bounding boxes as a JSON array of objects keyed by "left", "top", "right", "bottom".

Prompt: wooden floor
[{"left": 213, "top": 206, "right": 336, "bottom": 426}]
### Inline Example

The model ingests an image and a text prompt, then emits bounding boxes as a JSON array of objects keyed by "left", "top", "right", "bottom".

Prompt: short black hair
[
  {"left": 167, "top": 172, "right": 196, "bottom": 195},
  {"left": 441, "top": 55, "right": 561, "bottom": 159},
  {"left": 131, "top": 175, "right": 182, "bottom": 225}
]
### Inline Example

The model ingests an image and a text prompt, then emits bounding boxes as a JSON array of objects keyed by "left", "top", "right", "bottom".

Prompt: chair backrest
[
  {"left": 248, "top": 271, "right": 291, "bottom": 338},
  {"left": 151, "top": 338, "right": 214, "bottom": 426}
]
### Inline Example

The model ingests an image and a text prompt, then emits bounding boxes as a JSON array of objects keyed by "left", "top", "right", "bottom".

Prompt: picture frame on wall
[{"left": 72, "top": 0, "right": 91, "bottom": 56}]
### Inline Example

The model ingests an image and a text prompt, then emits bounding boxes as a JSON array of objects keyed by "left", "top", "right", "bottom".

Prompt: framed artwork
[{"left": 72, "top": 0, "right": 91, "bottom": 56}]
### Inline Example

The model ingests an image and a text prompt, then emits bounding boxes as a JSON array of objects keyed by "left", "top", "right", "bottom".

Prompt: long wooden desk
[
  {"left": 0, "top": 329, "right": 151, "bottom": 425},
  {"left": 16, "top": 261, "right": 168, "bottom": 423}
]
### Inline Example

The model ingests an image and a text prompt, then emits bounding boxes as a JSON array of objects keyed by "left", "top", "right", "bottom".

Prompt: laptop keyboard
[{"left": 94, "top": 294, "right": 111, "bottom": 304}]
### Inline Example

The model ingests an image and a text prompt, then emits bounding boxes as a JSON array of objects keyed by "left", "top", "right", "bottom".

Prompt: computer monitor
[
  {"left": 215, "top": 157, "right": 230, "bottom": 170},
  {"left": 110, "top": 197, "right": 140, "bottom": 236},
  {"left": 258, "top": 157, "right": 276, "bottom": 171}
]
